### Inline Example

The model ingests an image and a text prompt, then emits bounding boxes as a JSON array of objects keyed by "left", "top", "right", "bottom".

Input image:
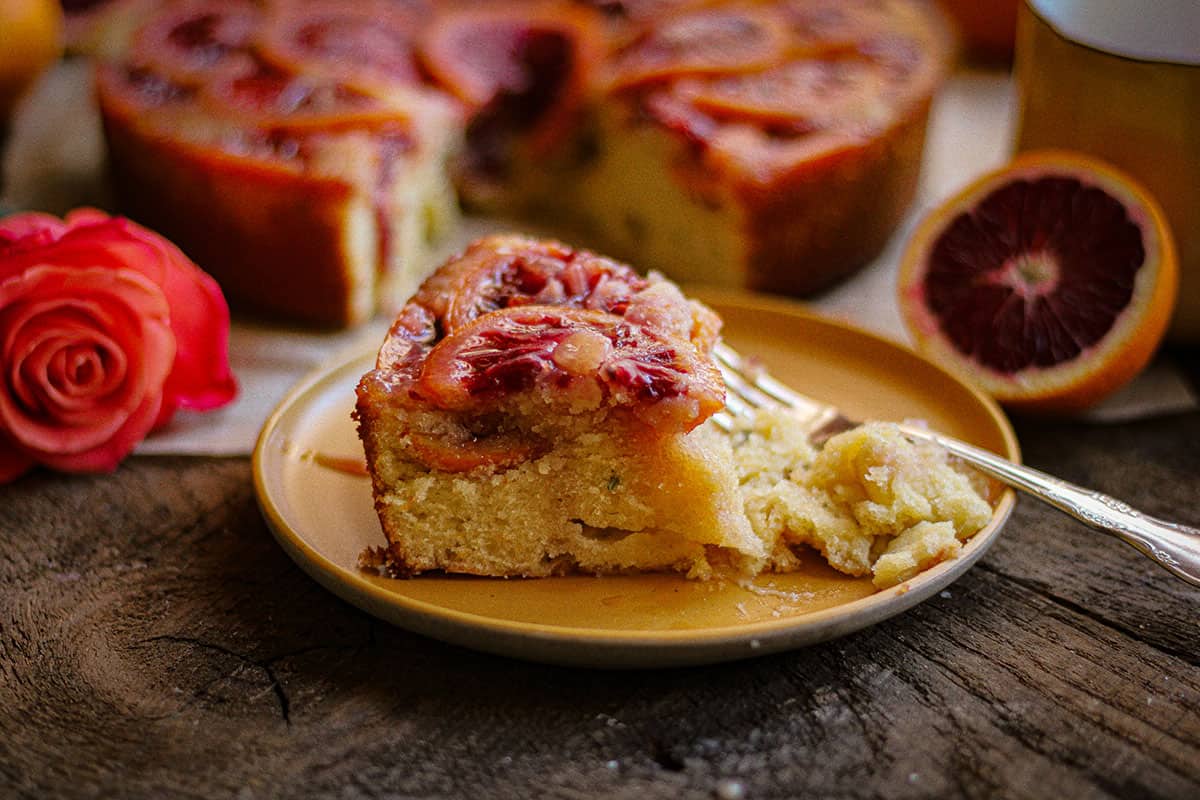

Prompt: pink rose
[{"left": 0, "top": 209, "right": 237, "bottom": 481}]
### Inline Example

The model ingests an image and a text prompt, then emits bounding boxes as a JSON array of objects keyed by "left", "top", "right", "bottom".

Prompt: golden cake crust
[{"left": 97, "top": 64, "right": 370, "bottom": 325}]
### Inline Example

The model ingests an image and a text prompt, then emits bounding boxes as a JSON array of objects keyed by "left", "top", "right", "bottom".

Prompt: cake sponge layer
[{"left": 361, "top": 419, "right": 765, "bottom": 579}]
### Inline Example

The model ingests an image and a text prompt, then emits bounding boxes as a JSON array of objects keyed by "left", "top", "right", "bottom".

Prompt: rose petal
[
  {"left": 46, "top": 344, "right": 117, "bottom": 406},
  {"left": 35, "top": 389, "right": 165, "bottom": 474},
  {"left": 63, "top": 208, "right": 114, "bottom": 229},
  {"left": 0, "top": 210, "right": 236, "bottom": 473},
  {"left": 61, "top": 345, "right": 120, "bottom": 401},
  {"left": 107, "top": 219, "right": 238, "bottom": 419},
  {"left": 17, "top": 323, "right": 128, "bottom": 420},
  {"left": 0, "top": 231, "right": 135, "bottom": 284},
  {"left": 50, "top": 216, "right": 238, "bottom": 423},
  {"left": 0, "top": 212, "right": 69, "bottom": 257},
  {"left": 0, "top": 266, "right": 175, "bottom": 457},
  {"left": 4, "top": 299, "right": 129, "bottom": 433},
  {"left": 2, "top": 327, "right": 138, "bottom": 451},
  {"left": 0, "top": 431, "right": 35, "bottom": 483}
]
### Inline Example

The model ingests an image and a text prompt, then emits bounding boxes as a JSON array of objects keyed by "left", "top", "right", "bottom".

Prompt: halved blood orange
[{"left": 898, "top": 150, "right": 1178, "bottom": 414}]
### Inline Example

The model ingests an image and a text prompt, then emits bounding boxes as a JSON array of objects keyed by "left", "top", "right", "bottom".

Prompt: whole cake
[
  {"left": 94, "top": 0, "right": 952, "bottom": 326},
  {"left": 356, "top": 235, "right": 995, "bottom": 586}
]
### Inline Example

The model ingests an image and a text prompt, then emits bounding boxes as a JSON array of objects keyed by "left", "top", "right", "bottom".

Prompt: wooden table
[
  {"left": 3, "top": 51, "right": 1199, "bottom": 800},
  {"left": 2, "top": 356, "right": 1198, "bottom": 799}
]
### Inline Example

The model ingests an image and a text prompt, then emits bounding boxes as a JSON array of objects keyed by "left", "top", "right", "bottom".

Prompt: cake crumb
[{"left": 732, "top": 410, "right": 992, "bottom": 587}]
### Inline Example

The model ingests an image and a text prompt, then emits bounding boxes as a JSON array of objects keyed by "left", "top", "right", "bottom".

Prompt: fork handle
[{"left": 900, "top": 425, "right": 1200, "bottom": 588}]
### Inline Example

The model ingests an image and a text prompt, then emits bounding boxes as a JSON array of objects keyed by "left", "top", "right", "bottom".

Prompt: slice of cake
[{"left": 355, "top": 234, "right": 766, "bottom": 578}]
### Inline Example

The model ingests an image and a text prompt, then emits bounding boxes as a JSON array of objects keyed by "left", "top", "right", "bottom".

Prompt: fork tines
[{"left": 711, "top": 343, "right": 845, "bottom": 435}]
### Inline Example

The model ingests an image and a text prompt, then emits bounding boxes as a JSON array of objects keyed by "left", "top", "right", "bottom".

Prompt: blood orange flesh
[{"left": 899, "top": 151, "right": 1178, "bottom": 413}]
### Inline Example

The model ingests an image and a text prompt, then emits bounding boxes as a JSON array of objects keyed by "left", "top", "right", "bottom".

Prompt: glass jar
[{"left": 1014, "top": 0, "right": 1200, "bottom": 341}]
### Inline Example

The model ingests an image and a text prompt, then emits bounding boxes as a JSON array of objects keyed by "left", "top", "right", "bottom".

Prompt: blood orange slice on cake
[
  {"left": 257, "top": 0, "right": 425, "bottom": 92},
  {"left": 129, "top": 0, "right": 259, "bottom": 84},
  {"left": 898, "top": 150, "right": 1178, "bottom": 413},
  {"left": 418, "top": 3, "right": 601, "bottom": 156},
  {"left": 607, "top": 5, "right": 789, "bottom": 89}
]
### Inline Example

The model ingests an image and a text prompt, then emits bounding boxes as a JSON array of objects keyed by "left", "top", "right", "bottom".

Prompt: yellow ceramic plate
[{"left": 253, "top": 289, "right": 1018, "bottom": 668}]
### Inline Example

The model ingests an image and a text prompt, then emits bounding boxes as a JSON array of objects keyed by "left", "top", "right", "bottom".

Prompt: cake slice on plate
[
  {"left": 354, "top": 234, "right": 766, "bottom": 578},
  {"left": 356, "top": 235, "right": 996, "bottom": 585}
]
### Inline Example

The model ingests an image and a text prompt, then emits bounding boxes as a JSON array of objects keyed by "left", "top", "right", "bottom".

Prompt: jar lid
[{"left": 1028, "top": 0, "right": 1200, "bottom": 65}]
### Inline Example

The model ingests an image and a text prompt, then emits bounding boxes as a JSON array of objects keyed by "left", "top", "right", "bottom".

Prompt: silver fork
[{"left": 711, "top": 342, "right": 1200, "bottom": 588}]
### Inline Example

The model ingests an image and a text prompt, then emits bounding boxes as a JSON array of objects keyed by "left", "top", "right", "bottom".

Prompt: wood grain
[{"left": 2, "top": 409, "right": 1198, "bottom": 799}]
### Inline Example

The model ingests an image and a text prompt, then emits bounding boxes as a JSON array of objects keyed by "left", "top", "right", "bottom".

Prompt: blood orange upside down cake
[
  {"left": 355, "top": 235, "right": 996, "bottom": 586},
  {"left": 354, "top": 234, "right": 765, "bottom": 578},
  {"left": 94, "top": 0, "right": 952, "bottom": 326}
]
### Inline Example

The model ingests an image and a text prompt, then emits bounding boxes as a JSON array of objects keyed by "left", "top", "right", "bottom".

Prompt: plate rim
[{"left": 252, "top": 293, "right": 1019, "bottom": 666}]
